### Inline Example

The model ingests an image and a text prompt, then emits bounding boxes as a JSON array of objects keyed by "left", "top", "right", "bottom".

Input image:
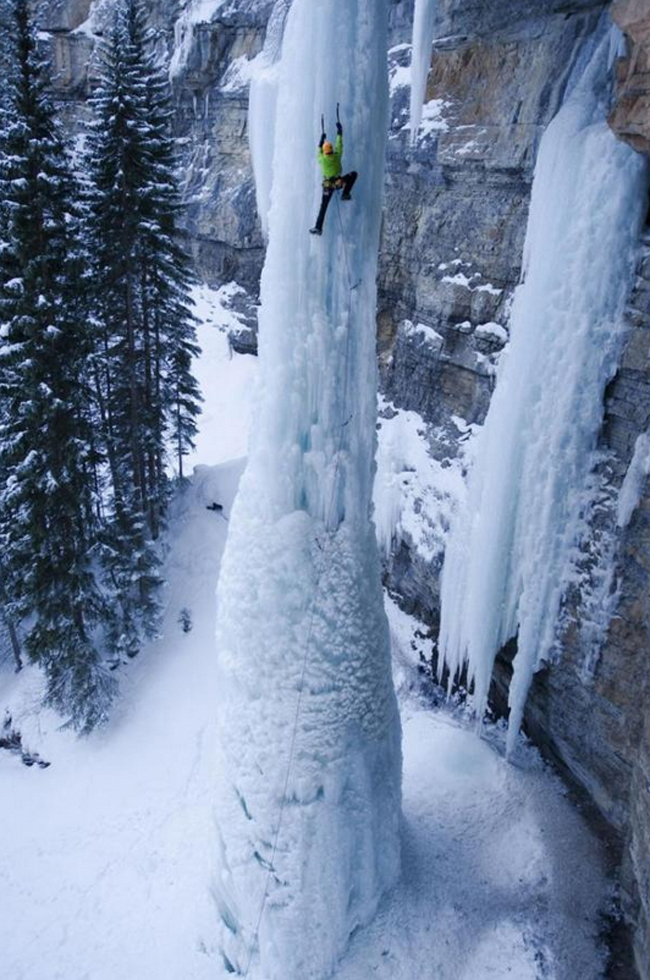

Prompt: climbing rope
[{"left": 240, "top": 192, "right": 361, "bottom": 979}]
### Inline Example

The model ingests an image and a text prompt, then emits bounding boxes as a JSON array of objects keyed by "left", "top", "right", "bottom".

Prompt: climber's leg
[
  {"left": 341, "top": 171, "right": 358, "bottom": 201},
  {"left": 311, "top": 187, "right": 334, "bottom": 235}
]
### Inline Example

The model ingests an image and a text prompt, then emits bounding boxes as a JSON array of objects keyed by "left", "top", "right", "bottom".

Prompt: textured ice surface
[
  {"left": 213, "top": 1, "right": 402, "bottom": 978},
  {"left": 374, "top": 397, "right": 467, "bottom": 563},
  {"left": 248, "top": 0, "right": 291, "bottom": 239},
  {"left": 438, "top": 37, "right": 649, "bottom": 754},
  {"left": 409, "top": 0, "right": 438, "bottom": 142}
]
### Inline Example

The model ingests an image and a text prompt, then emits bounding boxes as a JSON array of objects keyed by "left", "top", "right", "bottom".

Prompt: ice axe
[{"left": 320, "top": 106, "right": 341, "bottom": 133}]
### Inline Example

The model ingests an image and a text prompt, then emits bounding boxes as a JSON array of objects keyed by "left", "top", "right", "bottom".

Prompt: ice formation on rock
[
  {"left": 618, "top": 431, "right": 650, "bottom": 528},
  {"left": 409, "top": 0, "right": 438, "bottom": 142},
  {"left": 438, "top": 34, "right": 649, "bottom": 755},
  {"left": 248, "top": 0, "right": 291, "bottom": 239},
  {"left": 169, "top": 0, "right": 226, "bottom": 80},
  {"left": 213, "top": 0, "right": 401, "bottom": 977}
]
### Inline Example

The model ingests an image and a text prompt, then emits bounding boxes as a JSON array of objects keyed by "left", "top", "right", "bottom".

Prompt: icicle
[
  {"left": 249, "top": 0, "right": 291, "bottom": 239},
  {"left": 608, "top": 22, "right": 628, "bottom": 70},
  {"left": 438, "top": 35, "right": 649, "bottom": 756},
  {"left": 409, "top": 0, "right": 438, "bottom": 144}
]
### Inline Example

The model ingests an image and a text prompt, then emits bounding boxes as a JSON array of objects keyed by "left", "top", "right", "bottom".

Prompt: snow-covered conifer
[
  {"left": 0, "top": 0, "right": 116, "bottom": 731},
  {"left": 85, "top": 0, "right": 201, "bottom": 653}
]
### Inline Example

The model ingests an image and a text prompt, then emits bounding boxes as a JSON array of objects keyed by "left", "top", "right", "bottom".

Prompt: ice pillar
[
  {"left": 409, "top": 0, "right": 438, "bottom": 142},
  {"left": 214, "top": 1, "right": 401, "bottom": 977}
]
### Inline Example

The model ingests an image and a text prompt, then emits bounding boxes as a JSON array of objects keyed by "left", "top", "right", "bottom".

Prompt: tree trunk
[{"left": 7, "top": 618, "right": 22, "bottom": 672}]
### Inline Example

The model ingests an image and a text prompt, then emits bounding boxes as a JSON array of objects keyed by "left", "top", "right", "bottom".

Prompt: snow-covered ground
[
  {"left": 184, "top": 283, "right": 258, "bottom": 470},
  {"left": 0, "top": 285, "right": 612, "bottom": 980}
]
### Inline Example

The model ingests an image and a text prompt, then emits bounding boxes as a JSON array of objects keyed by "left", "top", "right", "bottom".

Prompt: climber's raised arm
[{"left": 335, "top": 120, "right": 343, "bottom": 157}]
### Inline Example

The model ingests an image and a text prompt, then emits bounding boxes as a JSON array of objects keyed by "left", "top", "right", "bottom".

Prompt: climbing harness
[{"left": 240, "top": 186, "right": 362, "bottom": 980}]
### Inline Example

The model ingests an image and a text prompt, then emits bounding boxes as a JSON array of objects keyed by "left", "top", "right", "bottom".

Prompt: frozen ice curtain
[{"left": 438, "top": 31, "right": 649, "bottom": 754}]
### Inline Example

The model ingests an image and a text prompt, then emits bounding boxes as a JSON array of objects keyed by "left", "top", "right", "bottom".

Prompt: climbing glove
[
  {"left": 319, "top": 132, "right": 326, "bottom": 148},
  {"left": 336, "top": 122, "right": 343, "bottom": 136}
]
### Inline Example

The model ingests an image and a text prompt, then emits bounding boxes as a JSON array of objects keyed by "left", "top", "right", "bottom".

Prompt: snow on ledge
[
  {"left": 402, "top": 318, "right": 444, "bottom": 349},
  {"left": 440, "top": 271, "right": 502, "bottom": 295},
  {"left": 475, "top": 321, "right": 508, "bottom": 344}
]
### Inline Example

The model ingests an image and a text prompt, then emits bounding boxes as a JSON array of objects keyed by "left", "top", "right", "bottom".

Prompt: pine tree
[
  {"left": 0, "top": 0, "right": 116, "bottom": 731},
  {"left": 130, "top": 0, "right": 202, "bottom": 487},
  {"left": 85, "top": 0, "right": 201, "bottom": 654},
  {"left": 0, "top": 1, "right": 21, "bottom": 672}
]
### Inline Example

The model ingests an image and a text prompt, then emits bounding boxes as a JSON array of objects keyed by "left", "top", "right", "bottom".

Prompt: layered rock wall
[
  {"left": 379, "top": 0, "right": 607, "bottom": 614},
  {"left": 381, "top": 3, "right": 650, "bottom": 976},
  {"left": 35, "top": 0, "right": 270, "bottom": 288}
]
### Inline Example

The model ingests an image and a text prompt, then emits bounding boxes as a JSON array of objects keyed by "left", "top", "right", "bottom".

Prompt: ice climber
[{"left": 310, "top": 117, "right": 358, "bottom": 236}]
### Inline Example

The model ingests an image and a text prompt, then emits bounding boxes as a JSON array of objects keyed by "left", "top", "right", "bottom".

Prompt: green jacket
[{"left": 317, "top": 133, "right": 343, "bottom": 180}]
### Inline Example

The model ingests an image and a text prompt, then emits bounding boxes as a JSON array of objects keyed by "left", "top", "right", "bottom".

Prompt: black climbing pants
[{"left": 314, "top": 172, "right": 358, "bottom": 232}]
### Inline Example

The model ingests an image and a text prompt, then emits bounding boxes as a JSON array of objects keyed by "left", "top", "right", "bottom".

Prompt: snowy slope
[
  {"left": 0, "top": 464, "right": 237, "bottom": 980},
  {"left": 0, "top": 286, "right": 256, "bottom": 980},
  {"left": 184, "top": 283, "right": 259, "bottom": 470}
]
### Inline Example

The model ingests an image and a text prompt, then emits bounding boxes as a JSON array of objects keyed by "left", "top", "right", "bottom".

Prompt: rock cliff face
[
  {"left": 30, "top": 0, "right": 650, "bottom": 974},
  {"left": 381, "top": 4, "right": 650, "bottom": 977},
  {"left": 520, "top": 238, "right": 650, "bottom": 979},
  {"left": 168, "top": 1, "right": 272, "bottom": 286},
  {"left": 601, "top": 236, "right": 650, "bottom": 979},
  {"left": 36, "top": 0, "right": 270, "bottom": 288},
  {"left": 379, "top": 1, "right": 607, "bottom": 622},
  {"left": 610, "top": 0, "right": 650, "bottom": 154}
]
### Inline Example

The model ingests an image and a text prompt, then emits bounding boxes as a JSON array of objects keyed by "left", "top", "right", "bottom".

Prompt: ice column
[
  {"left": 214, "top": 1, "right": 401, "bottom": 978},
  {"left": 248, "top": 0, "right": 291, "bottom": 238},
  {"left": 409, "top": 0, "right": 438, "bottom": 142},
  {"left": 438, "top": 36, "right": 649, "bottom": 755}
]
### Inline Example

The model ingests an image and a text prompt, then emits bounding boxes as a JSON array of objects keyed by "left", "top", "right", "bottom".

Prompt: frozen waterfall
[
  {"left": 409, "top": 0, "right": 438, "bottom": 142},
  {"left": 248, "top": 0, "right": 290, "bottom": 239},
  {"left": 438, "top": 36, "right": 649, "bottom": 756},
  {"left": 213, "top": 1, "right": 402, "bottom": 978}
]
